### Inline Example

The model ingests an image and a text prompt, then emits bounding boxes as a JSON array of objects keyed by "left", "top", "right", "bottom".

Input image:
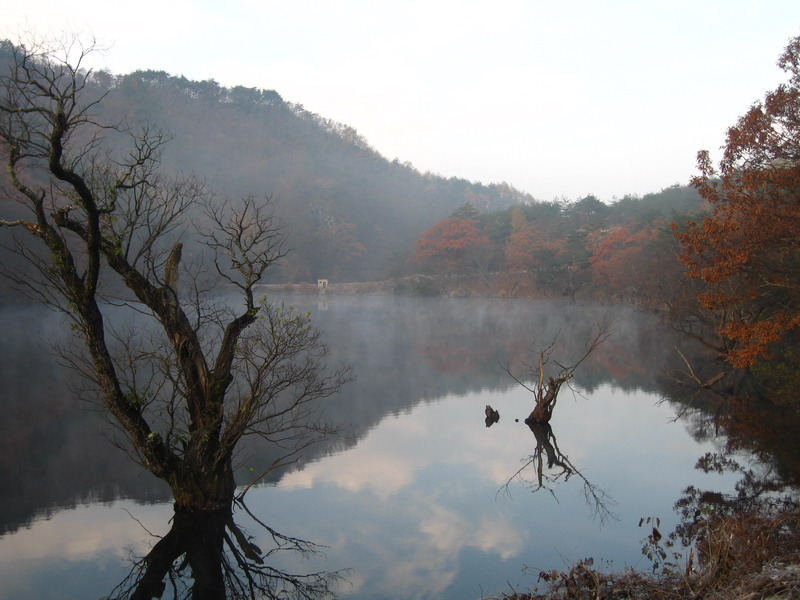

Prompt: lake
[{"left": 0, "top": 295, "right": 749, "bottom": 599}]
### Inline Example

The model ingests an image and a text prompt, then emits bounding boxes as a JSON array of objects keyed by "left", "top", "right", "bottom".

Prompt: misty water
[{"left": 0, "top": 295, "right": 748, "bottom": 599}]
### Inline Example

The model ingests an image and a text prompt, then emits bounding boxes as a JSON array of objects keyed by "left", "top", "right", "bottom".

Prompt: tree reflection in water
[
  {"left": 108, "top": 501, "right": 344, "bottom": 600},
  {"left": 500, "top": 419, "right": 618, "bottom": 525},
  {"left": 670, "top": 392, "right": 800, "bottom": 550}
]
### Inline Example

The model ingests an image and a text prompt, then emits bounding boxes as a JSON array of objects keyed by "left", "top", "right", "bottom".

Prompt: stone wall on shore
[{"left": 254, "top": 273, "right": 560, "bottom": 299}]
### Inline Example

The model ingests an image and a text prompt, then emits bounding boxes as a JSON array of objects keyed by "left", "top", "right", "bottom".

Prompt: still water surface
[{"left": 0, "top": 296, "right": 742, "bottom": 599}]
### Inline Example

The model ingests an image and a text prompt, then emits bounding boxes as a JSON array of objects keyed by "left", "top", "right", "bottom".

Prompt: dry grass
[{"left": 490, "top": 511, "right": 800, "bottom": 600}]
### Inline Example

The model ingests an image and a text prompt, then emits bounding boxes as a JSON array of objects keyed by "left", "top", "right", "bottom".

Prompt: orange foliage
[
  {"left": 590, "top": 224, "right": 680, "bottom": 302},
  {"left": 591, "top": 227, "right": 651, "bottom": 292},
  {"left": 675, "top": 35, "right": 800, "bottom": 368},
  {"left": 505, "top": 221, "right": 567, "bottom": 272},
  {"left": 414, "top": 217, "right": 490, "bottom": 271}
]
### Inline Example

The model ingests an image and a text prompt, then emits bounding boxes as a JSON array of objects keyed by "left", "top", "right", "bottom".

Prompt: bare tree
[
  {"left": 504, "top": 317, "right": 615, "bottom": 424},
  {"left": 495, "top": 319, "right": 617, "bottom": 522},
  {"left": 0, "top": 38, "right": 348, "bottom": 512}
]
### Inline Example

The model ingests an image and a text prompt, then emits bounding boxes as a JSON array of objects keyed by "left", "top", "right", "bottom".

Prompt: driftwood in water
[{"left": 484, "top": 404, "right": 500, "bottom": 427}]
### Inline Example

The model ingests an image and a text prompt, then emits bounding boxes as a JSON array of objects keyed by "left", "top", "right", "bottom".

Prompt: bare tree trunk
[
  {"left": 129, "top": 507, "right": 228, "bottom": 600},
  {"left": 526, "top": 375, "right": 570, "bottom": 424}
]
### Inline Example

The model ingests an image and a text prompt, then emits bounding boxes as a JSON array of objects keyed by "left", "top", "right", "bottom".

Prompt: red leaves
[
  {"left": 590, "top": 225, "right": 676, "bottom": 300},
  {"left": 505, "top": 221, "right": 567, "bottom": 272},
  {"left": 413, "top": 217, "right": 490, "bottom": 270},
  {"left": 675, "top": 34, "right": 800, "bottom": 368}
]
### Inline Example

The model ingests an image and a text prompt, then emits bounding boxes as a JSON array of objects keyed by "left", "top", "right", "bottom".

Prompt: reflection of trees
[
  {"left": 639, "top": 373, "right": 800, "bottom": 592},
  {"left": 108, "top": 502, "right": 342, "bottom": 600},
  {"left": 668, "top": 390, "right": 800, "bottom": 551},
  {"left": 0, "top": 308, "right": 170, "bottom": 536},
  {"left": 502, "top": 421, "right": 617, "bottom": 525}
]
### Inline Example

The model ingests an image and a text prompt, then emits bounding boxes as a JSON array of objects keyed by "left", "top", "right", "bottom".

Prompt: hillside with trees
[
  {"left": 408, "top": 32, "right": 800, "bottom": 420},
  {"left": 410, "top": 186, "right": 705, "bottom": 309},
  {"left": 0, "top": 43, "right": 538, "bottom": 287}
]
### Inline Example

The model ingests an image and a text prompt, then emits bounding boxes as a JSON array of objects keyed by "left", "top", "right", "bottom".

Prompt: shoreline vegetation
[{"left": 494, "top": 511, "right": 800, "bottom": 600}]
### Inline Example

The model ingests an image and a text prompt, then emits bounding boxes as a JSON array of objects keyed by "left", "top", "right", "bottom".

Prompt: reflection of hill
[
  {"left": 0, "top": 307, "right": 169, "bottom": 536},
  {"left": 0, "top": 296, "right": 710, "bottom": 534}
]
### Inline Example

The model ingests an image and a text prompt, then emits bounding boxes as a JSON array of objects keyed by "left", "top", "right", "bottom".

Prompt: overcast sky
[{"left": 4, "top": 1, "right": 800, "bottom": 202}]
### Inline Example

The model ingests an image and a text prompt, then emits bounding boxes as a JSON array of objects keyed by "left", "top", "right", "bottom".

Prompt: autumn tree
[
  {"left": 590, "top": 223, "right": 683, "bottom": 306},
  {"left": 0, "top": 39, "right": 348, "bottom": 514},
  {"left": 589, "top": 227, "right": 641, "bottom": 300},
  {"left": 413, "top": 217, "right": 490, "bottom": 274},
  {"left": 509, "top": 204, "right": 527, "bottom": 233},
  {"left": 675, "top": 34, "right": 800, "bottom": 369},
  {"left": 505, "top": 221, "right": 569, "bottom": 282}
]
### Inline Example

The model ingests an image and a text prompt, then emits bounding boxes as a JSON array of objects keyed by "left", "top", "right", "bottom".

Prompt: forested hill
[
  {"left": 0, "top": 44, "right": 704, "bottom": 286},
  {"left": 80, "top": 68, "right": 537, "bottom": 282}
]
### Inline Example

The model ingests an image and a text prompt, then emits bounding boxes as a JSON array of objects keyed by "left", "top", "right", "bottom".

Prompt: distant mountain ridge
[{"left": 86, "top": 68, "right": 536, "bottom": 281}]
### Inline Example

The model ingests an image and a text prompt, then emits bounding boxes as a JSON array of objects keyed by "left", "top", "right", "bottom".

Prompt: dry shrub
[
  {"left": 492, "top": 510, "right": 800, "bottom": 600},
  {"left": 694, "top": 510, "right": 800, "bottom": 599}
]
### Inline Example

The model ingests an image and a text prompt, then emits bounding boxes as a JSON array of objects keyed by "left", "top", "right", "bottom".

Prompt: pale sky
[{"left": 4, "top": 1, "right": 800, "bottom": 202}]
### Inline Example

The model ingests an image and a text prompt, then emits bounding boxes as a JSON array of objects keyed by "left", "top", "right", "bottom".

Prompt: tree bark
[
  {"left": 130, "top": 506, "right": 229, "bottom": 600},
  {"left": 526, "top": 375, "right": 569, "bottom": 424}
]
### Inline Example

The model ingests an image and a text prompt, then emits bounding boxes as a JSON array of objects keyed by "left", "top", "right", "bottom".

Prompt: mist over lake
[{"left": 0, "top": 295, "right": 750, "bottom": 599}]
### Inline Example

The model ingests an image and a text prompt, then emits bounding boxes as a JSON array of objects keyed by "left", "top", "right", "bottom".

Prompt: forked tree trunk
[
  {"left": 0, "top": 40, "right": 347, "bottom": 522},
  {"left": 526, "top": 375, "right": 569, "bottom": 424}
]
